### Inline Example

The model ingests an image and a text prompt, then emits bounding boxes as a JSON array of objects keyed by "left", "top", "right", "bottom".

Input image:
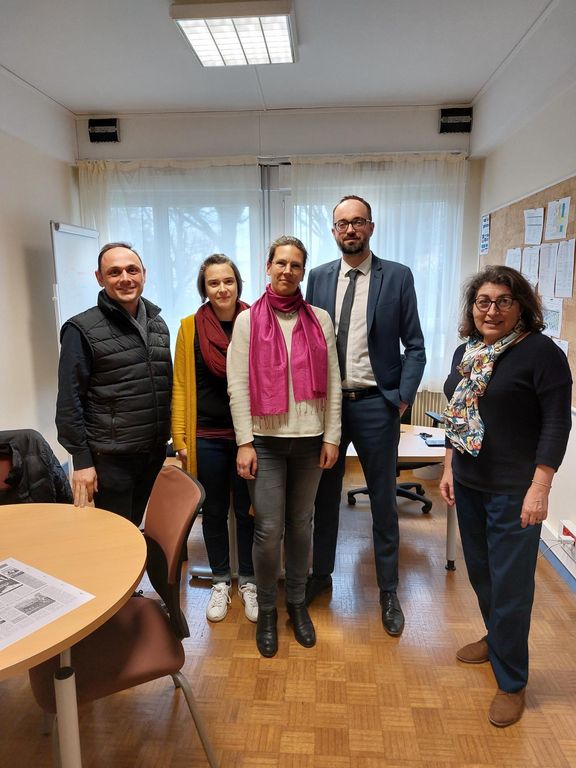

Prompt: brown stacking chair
[
  {"left": 29, "top": 464, "right": 219, "bottom": 768},
  {"left": 0, "top": 454, "right": 11, "bottom": 490}
]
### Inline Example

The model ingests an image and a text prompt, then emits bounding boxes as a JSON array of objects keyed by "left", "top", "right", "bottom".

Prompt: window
[
  {"left": 79, "top": 154, "right": 466, "bottom": 388},
  {"left": 290, "top": 155, "right": 467, "bottom": 389},
  {"left": 79, "top": 160, "right": 262, "bottom": 346}
]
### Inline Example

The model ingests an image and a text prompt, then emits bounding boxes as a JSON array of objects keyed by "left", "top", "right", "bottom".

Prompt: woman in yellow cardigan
[{"left": 171, "top": 254, "right": 256, "bottom": 624}]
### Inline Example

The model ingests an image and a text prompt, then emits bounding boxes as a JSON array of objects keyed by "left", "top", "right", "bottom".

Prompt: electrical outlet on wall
[{"left": 559, "top": 520, "right": 576, "bottom": 562}]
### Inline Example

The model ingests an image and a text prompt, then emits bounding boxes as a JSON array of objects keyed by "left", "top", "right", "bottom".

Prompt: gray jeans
[{"left": 248, "top": 436, "right": 323, "bottom": 610}]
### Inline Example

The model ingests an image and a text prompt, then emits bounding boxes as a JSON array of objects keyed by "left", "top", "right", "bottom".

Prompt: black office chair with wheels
[{"left": 347, "top": 408, "right": 441, "bottom": 514}]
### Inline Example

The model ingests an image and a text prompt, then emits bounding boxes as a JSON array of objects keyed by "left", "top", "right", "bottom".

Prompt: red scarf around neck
[{"left": 196, "top": 300, "right": 249, "bottom": 378}]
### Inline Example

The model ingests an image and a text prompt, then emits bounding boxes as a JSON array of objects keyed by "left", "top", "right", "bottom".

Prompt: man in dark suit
[{"left": 305, "top": 195, "right": 426, "bottom": 636}]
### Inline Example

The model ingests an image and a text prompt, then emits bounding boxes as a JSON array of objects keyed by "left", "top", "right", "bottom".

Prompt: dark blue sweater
[{"left": 444, "top": 332, "right": 572, "bottom": 494}]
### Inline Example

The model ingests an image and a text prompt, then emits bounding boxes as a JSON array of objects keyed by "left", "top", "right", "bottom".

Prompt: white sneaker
[
  {"left": 238, "top": 583, "right": 258, "bottom": 623},
  {"left": 206, "top": 582, "right": 231, "bottom": 622}
]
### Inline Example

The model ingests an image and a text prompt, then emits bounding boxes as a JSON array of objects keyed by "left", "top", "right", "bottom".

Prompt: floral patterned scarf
[{"left": 444, "top": 325, "right": 527, "bottom": 455}]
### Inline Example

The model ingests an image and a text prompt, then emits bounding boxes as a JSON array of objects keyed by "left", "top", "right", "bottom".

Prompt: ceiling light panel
[{"left": 171, "top": 1, "right": 295, "bottom": 67}]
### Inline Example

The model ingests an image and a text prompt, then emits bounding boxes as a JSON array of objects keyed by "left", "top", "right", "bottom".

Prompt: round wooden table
[{"left": 0, "top": 503, "right": 147, "bottom": 766}]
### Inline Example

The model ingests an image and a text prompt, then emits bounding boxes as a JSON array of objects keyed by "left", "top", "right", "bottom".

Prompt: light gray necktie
[{"left": 336, "top": 268, "right": 359, "bottom": 378}]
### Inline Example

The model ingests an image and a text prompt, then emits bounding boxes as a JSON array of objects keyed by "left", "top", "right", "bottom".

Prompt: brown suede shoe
[
  {"left": 456, "top": 637, "right": 489, "bottom": 664},
  {"left": 488, "top": 688, "right": 526, "bottom": 727}
]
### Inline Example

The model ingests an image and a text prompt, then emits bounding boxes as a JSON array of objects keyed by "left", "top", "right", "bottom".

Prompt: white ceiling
[{"left": 0, "top": 0, "right": 555, "bottom": 115}]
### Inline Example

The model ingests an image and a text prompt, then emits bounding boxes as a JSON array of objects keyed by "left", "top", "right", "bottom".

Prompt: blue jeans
[
  {"left": 311, "top": 395, "right": 400, "bottom": 591},
  {"left": 249, "top": 436, "right": 323, "bottom": 610},
  {"left": 454, "top": 480, "right": 541, "bottom": 692},
  {"left": 196, "top": 437, "right": 254, "bottom": 581}
]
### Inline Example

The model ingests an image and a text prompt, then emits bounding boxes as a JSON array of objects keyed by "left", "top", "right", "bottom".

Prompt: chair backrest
[
  {"left": 144, "top": 464, "right": 205, "bottom": 638},
  {"left": 0, "top": 455, "right": 11, "bottom": 490}
]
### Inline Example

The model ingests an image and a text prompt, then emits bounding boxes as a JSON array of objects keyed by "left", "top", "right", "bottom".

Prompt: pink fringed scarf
[{"left": 249, "top": 285, "right": 327, "bottom": 416}]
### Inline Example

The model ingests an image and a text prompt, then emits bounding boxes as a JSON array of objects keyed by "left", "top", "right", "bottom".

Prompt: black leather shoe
[
  {"left": 256, "top": 608, "right": 278, "bottom": 657},
  {"left": 380, "top": 591, "right": 405, "bottom": 637},
  {"left": 304, "top": 574, "right": 332, "bottom": 606},
  {"left": 286, "top": 602, "right": 316, "bottom": 648}
]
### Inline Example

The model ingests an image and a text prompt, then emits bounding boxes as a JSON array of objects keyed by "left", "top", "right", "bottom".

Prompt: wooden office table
[
  {"left": 346, "top": 424, "right": 457, "bottom": 570},
  {"left": 0, "top": 503, "right": 147, "bottom": 767}
]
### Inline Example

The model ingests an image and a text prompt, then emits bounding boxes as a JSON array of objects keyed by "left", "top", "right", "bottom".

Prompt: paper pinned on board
[
  {"left": 544, "top": 197, "right": 571, "bottom": 240},
  {"left": 505, "top": 247, "right": 522, "bottom": 271},
  {"left": 523, "top": 207, "right": 544, "bottom": 245},
  {"left": 542, "top": 296, "right": 563, "bottom": 337},
  {"left": 479, "top": 214, "right": 490, "bottom": 256},
  {"left": 521, "top": 246, "right": 540, "bottom": 286},
  {"left": 538, "top": 242, "right": 558, "bottom": 298},
  {"left": 555, "top": 238, "right": 575, "bottom": 298}
]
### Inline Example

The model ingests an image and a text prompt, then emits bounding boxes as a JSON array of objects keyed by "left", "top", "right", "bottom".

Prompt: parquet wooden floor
[{"left": 2, "top": 469, "right": 576, "bottom": 767}]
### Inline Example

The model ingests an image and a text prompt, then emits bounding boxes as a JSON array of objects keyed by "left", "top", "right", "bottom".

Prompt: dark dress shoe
[
  {"left": 304, "top": 574, "right": 332, "bottom": 606},
  {"left": 286, "top": 602, "right": 316, "bottom": 647},
  {"left": 380, "top": 591, "right": 405, "bottom": 637},
  {"left": 256, "top": 608, "right": 278, "bottom": 657}
]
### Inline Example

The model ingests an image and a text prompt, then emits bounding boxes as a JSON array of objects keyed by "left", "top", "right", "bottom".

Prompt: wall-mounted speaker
[
  {"left": 439, "top": 107, "right": 472, "bottom": 134},
  {"left": 88, "top": 118, "right": 120, "bottom": 143}
]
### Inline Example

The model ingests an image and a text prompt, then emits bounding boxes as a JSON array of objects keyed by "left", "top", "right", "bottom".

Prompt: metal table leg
[
  {"left": 54, "top": 648, "right": 82, "bottom": 767},
  {"left": 445, "top": 503, "right": 457, "bottom": 571}
]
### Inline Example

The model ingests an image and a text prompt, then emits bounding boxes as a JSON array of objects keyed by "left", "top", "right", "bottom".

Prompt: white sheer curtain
[
  {"left": 78, "top": 158, "right": 262, "bottom": 347},
  {"left": 290, "top": 153, "right": 467, "bottom": 390}
]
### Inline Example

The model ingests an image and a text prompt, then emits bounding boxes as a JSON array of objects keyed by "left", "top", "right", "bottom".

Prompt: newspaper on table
[{"left": 0, "top": 558, "right": 94, "bottom": 651}]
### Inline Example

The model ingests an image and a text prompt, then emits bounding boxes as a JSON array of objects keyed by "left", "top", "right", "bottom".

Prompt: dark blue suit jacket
[{"left": 305, "top": 254, "right": 426, "bottom": 407}]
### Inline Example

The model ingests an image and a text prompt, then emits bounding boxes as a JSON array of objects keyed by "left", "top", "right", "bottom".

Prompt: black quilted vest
[{"left": 63, "top": 291, "right": 172, "bottom": 454}]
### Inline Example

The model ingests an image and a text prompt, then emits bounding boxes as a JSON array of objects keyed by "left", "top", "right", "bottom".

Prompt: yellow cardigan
[{"left": 171, "top": 314, "right": 198, "bottom": 476}]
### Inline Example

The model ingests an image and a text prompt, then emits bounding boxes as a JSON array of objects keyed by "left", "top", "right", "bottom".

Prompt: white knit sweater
[{"left": 227, "top": 306, "right": 342, "bottom": 447}]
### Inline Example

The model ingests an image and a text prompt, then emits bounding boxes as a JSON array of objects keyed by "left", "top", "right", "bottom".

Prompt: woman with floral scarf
[{"left": 440, "top": 265, "right": 571, "bottom": 728}]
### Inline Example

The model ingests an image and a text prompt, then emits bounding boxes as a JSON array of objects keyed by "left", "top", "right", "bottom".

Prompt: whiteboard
[{"left": 50, "top": 221, "right": 100, "bottom": 329}]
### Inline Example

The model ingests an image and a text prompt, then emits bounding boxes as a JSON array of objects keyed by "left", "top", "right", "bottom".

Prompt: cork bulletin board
[{"left": 481, "top": 176, "right": 576, "bottom": 407}]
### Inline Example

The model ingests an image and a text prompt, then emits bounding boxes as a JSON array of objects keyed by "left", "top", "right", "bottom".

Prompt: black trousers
[
  {"left": 93, "top": 445, "right": 166, "bottom": 527},
  {"left": 312, "top": 395, "right": 400, "bottom": 592}
]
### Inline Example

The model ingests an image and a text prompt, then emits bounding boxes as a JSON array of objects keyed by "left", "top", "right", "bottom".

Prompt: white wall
[
  {"left": 0, "top": 131, "right": 78, "bottom": 460},
  {"left": 480, "top": 80, "right": 576, "bottom": 215},
  {"left": 471, "top": 0, "right": 576, "bottom": 160},
  {"left": 0, "top": 67, "right": 76, "bottom": 164},
  {"left": 75, "top": 106, "right": 470, "bottom": 160}
]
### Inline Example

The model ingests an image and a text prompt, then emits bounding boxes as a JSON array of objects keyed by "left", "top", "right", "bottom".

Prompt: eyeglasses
[
  {"left": 474, "top": 296, "right": 516, "bottom": 312},
  {"left": 333, "top": 217, "right": 372, "bottom": 233}
]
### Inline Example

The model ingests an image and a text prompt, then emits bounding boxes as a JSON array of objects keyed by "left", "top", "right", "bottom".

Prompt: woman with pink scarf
[{"left": 227, "top": 236, "right": 341, "bottom": 657}]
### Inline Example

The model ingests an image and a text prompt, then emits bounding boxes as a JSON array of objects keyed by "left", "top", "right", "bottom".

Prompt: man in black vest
[{"left": 56, "top": 242, "right": 172, "bottom": 526}]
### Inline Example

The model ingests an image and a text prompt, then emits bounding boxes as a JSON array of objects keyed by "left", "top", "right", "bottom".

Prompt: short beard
[{"left": 339, "top": 239, "right": 365, "bottom": 255}]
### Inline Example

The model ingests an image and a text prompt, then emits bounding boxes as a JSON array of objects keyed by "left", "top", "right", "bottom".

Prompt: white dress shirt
[{"left": 335, "top": 253, "right": 376, "bottom": 389}]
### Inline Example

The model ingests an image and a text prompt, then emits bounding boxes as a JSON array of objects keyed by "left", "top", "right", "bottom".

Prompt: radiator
[{"left": 411, "top": 390, "right": 447, "bottom": 426}]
